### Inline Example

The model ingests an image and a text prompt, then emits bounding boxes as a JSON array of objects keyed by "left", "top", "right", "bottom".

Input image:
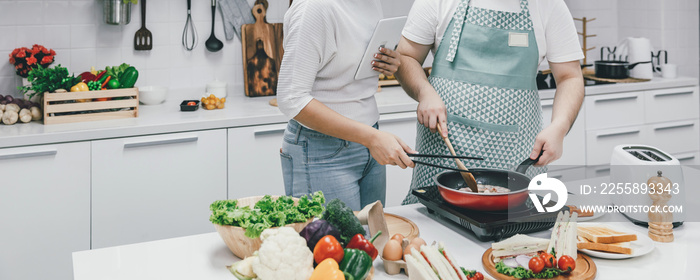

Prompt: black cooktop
[{"left": 412, "top": 186, "right": 567, "bottom": 241}]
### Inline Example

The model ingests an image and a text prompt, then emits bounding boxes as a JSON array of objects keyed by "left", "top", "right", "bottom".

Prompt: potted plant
[
  {"left": 104, "top": 0, "right": 137, "bottom": 25},
  {"left": 9, "top": 45, "right": 56, "bottom": 102}
]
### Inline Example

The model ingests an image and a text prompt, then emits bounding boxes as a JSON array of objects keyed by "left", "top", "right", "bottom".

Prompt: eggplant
[{"left": 299, "top": 219, "right": 342, "bottom": 251}]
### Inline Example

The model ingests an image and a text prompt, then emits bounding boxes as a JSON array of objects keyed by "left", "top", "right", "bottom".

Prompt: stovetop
[{"left": 412, "top": 186, "right": 567, "bottom": 241}]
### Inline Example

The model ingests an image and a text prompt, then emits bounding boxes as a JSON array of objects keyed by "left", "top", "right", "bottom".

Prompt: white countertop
[
  {"left": 73, "top": 167, "right": 700, "bottom": 280},
  {"left": 1, "top": 77, "right": 697, "bottom": 149}
]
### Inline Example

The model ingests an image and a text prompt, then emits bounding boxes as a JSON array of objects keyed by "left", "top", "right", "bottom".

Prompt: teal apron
[{"left": 403, "top": 0, "right": 543, "bottom": 204}]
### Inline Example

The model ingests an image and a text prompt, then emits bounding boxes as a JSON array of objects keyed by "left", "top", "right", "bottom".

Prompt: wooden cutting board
[
  {"left": 241, "top": 2, "right": 284, "bottom": 97},
  {"left": 482, "top": 249, "right": 597, "bottom": 280}
]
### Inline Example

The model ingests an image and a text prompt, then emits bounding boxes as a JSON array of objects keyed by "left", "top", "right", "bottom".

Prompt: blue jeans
[{"left": 280, "top": 120, "right": 386, "bottom": 211}]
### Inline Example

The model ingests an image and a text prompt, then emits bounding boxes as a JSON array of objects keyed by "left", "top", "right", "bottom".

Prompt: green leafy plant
[
  {"left": 209, "top": 191, "right": 325, "bottom": 238},
  {"left": 20, "top": 64, "right": 80, "bottom": 99},
  {"left": 495, "top": 260, "right": 562, "bottom": 279}
]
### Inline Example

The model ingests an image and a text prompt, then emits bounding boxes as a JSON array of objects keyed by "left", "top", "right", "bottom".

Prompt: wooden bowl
[{"left": 213, "top": 196, "right": 312, "bottom": 259}]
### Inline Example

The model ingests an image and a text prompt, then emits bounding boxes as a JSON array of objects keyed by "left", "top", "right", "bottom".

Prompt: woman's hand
[
  {"left": 372, "top": 47, "right": 402, "bottom": 76},
  {"left": 529, "top": 122, "right": 568, "bottom": 166},
  {"left": 366, "top": 130, "right": 416, "bottom": 169},
  {"left": 416, "top": 89, "right": 448, "bottom": 137}
]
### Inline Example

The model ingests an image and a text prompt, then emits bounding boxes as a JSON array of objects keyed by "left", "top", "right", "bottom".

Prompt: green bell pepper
[
  {"left": 119, "top": 66, "right": 139, "bottom": 88},
  {"left": 339, "top": 248, "right": 372, "bottom": 280}
]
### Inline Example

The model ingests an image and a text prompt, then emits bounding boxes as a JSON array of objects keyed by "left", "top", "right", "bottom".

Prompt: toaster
[{"left": 609, "top": 144, "right": 685, "bottom": 226}]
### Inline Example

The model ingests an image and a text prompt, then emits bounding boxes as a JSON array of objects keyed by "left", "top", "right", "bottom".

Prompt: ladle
[{"left": 205, "top": 0, "right": 223, "bottom": 52}]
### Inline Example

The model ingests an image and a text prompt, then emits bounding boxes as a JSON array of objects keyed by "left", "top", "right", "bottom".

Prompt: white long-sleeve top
[{"left": 277, "top": 0, "right": 383, "bottom": 127}]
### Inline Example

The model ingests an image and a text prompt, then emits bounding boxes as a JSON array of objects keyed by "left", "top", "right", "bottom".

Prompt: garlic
[
  {"left": 2, "top": 110, "right": 18, "bottom": 125},
  {"left": 30, "top": 106, "right": 42, "bottom": 121},
  {"left": 19, "top": 108, "right": 31, "bottom": 123}
]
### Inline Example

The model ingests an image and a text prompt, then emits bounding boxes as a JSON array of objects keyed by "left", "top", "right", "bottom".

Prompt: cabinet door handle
[
  {"left": 0, "top": 149, "right": 57, "bottom": 160},
  {"left": 674, "top": 153, "right": 696, "bottom": 161},
  {"left": 253, "top": 124, "right": 288, "bottom": 136},
  {"left": 653, "top": 91, "right": 694, "bottom": 98},
  {"left": 593, "top": 95, "right": 637, "bottom": 103},
  {"left": 653, "top": 121, "right": 695, "bottom": 131},
  {"left": 596, "top": 128, "right": 640, "bottom": 138},
  {"left": 124, "top": 136, "right": 199, "bottom": 148},
  {"left": 541, "top": 103, "right": 554, "bottom": 109},
  {"left": 379, "top": 113, "right": 416, "bottom": 124}
]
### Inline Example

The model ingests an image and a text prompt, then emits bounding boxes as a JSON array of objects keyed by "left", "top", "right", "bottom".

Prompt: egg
[
  {"left": 409, "top": 237, "right": 427, "bottom": 247},
  {"left": 391, "top": 233, "right": 405, "bottom": 242},
  {"left": 382, "top": 239, "right": 403, "bottom": 261},
  {"left": 403, "top": 242, "right": 422, "bottom": 261}
]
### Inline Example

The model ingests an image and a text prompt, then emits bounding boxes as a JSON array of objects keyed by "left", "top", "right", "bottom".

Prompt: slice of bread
[
  {"left": 578, "top": 226, "right": 637, "bottom": 244},
  {"left": 568, "top": 205, "right": 594, "bottom": 217},
  {"left": 577, "top": 236, "right": 633, "bottom": 255}
]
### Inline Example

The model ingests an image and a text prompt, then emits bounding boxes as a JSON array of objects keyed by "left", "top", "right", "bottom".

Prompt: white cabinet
[
  {"left": 228, "top": 124, "right": 288, "bottom": 199},
  {"left": 379, "top": 112, "right": 418, "bottom": 207},
  {"left": 644, "top": 87, "right": 699, "bottom": 124},
  {"left": 541, "top": 99, "right": 586, "bottom": 168},
  {"left": 0, "top": 142, "right": 90, "bottom": 280},
  {"left": 91, "top": 130, "right": 227, "bottom": 249},
  {"left": 586, "top": 125, "right": 648, "bottom": 166},
  {"left": 585, "top": 91, "right": 644, "bottom": 130}
]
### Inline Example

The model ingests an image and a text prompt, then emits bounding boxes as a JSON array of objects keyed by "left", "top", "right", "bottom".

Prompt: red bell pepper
[
  {"left": 345, "top": 230, "right": 382, "bottom": 260},
  {"left": 313, "top": 235, "right": 344, "bottom": 265}
]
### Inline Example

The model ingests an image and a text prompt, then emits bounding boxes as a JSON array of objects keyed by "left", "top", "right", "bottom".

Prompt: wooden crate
[{"left": 42, "top": 88, "right": 139, "bottom": 125}]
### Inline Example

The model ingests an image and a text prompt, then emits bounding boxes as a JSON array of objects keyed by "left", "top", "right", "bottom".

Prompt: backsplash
[
  {"left": 566, "top": 0, "right": 700, "bottom": 78},
  {"left": 0, "top": 0, "right": 413, "bottom": 97},
  {"left": 0, "top": 0, "right": 697, "bottom": 97}
]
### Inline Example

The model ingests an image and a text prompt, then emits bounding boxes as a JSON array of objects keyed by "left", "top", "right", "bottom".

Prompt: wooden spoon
[{"left": 436, "top": 125, "right": 478, "bottom": 192}]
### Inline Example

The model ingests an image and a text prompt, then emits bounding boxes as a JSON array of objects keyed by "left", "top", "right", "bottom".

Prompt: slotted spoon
[{"left": 134, "top": 0, "right": 152, "bottom": 50}]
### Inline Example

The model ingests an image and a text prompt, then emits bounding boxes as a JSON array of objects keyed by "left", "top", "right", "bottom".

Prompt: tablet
[{"left": 354, "top": 16, "right": 407, "bottom": 80}]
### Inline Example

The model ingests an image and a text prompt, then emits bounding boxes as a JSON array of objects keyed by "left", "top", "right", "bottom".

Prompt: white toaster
[{"left": 609, "top": 144, "right": 685, "bottom": 225}]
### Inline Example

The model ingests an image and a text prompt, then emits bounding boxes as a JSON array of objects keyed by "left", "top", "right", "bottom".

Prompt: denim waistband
[{"left": 286, "top": 119, "right": 378, "bottom": 144}]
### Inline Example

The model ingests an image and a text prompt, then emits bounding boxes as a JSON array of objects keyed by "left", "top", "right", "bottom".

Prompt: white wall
[
  {"left": 566, "top": 0, "right": 700, "bottom": 78},
  {"left": 1, "top": 0, "right": 697, "bottom": 97},
  {"left": 0, "top": 0, "right": 413, "bottom": 97}
]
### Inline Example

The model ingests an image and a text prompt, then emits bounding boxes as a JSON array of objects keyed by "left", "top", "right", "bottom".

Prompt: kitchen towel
[{"left": 218, "top": 0, "right": 255, "bottom": 41}]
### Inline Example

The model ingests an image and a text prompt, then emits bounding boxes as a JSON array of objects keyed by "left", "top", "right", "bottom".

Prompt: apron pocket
[{"left": 446, "top": 113, "right": 523, "bottom": 170}]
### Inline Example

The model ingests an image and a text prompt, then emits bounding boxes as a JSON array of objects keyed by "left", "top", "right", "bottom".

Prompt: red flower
[
  {"left": 28, "top": 48, "right": 39, "bottom": 56},
  {"left": 11, "top": 48, "right": 19, "bottom": 56},
  {"left": 42, "top": 48, "right": 50, "bottom": 55},
  {"left": 15, "top": 50, "right": 26, "bottom": 58},
  {"left": 25, "top": 55, "right": 37, "bottom": 65},
  {"left": 50, "top": 49, "right": 56, "bottom": 56},
  {"left": 9, "top": 56, "right": 15, "bottom": 64},
  {"left": 15, "top": 63, "right": 23, "bottom": 69},
  {"left": 40, "top": 55, "right": 53, "bottom": 65}
]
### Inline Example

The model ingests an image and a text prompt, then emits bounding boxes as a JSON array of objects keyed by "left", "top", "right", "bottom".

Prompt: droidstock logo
[{"left": 528, "top": 173, "right": 568, "bottom": 213}]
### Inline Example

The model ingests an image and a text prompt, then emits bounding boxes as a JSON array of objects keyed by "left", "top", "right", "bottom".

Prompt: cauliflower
[{"left": 252, "top": 227, "right": 314, "bottom": 280}]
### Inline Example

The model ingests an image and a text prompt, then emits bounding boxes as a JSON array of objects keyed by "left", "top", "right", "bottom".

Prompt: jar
[
  {"left": 206, "top": 79, "right": 227, "bottom": 98},
  {"left": 104, "top": 0, "right": 132, "bottom": 25}
]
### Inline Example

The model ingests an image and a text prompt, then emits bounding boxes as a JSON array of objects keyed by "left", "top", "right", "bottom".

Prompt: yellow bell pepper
[
  {"left": 70, "top": 82, "right": 90, "bottom": 102},
  {"left": 310, "top": 258, "right": 346, "bottom": 280}
]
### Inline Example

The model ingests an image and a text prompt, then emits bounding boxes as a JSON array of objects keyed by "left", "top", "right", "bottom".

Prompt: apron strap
[
  {"left": 445, "top": 0, "right": 531, "bottom": 62},
  {"left": 445, "top": 0, "right": 470, "bottom": 62}
]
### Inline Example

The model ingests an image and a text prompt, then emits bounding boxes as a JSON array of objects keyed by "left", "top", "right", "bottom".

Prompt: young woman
[{"left": 277, "top": 0, "right": 414, "bottom": 210}]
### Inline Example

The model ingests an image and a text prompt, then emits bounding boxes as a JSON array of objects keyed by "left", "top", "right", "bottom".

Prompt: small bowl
[
  {"left": 139, "top": 86, "right": 168, "bottom": 105},
  {"left": 180, "top": 100, "right": 200, "bottom": 111}
]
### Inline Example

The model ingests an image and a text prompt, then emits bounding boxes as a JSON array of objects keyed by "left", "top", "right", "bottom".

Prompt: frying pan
[{"left": 435, "top": 156, "right": 538, "bottom": 211}]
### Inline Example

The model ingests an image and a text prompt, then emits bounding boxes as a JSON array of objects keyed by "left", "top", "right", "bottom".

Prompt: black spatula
[{"left": 134, "top": 0, "right": 152, "bottom": 50}]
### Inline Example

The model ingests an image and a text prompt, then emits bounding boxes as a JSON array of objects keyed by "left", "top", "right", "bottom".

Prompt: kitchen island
[{"left": 73, "top": 204, "right": 700, "bottom": 280}]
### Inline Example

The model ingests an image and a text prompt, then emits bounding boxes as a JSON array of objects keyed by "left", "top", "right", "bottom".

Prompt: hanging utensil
[
  {"left": 182, "top": 0, "right": 198, "bottom": 51},
  {"left": 205, "top": 0, "right": 224, "bottom": 52},
  {"left": 134, "top": 0, "right": 152, "bottom": 50},
  {"left": 436, "top": 125, "right": 479, "bottom": 193}
]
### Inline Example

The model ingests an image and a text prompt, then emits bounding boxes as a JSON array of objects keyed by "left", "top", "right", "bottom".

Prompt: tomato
[
  {"left": 539, "top": 252, "right": 555, "bottom": 268},
  {"left": 528, "top": 256, "right": 545, "bottom": 274},
  {"left": 474, "top": 272, "right": 484, "bottom": 280},
  {"left": 467, "top": 277, "right": 475, "bottom": 280},
  {"left": 558, "top": 255, "right": 576, "bottom": 273},
  {"left": 187, "top": 101, "right": 196, "bottom": 106}
]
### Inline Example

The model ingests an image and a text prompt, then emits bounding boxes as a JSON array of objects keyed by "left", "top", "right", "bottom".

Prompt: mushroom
[
  {"left": 0, "top": 104, "right": 5, "bottom": 111},
  {"left": 5, "top": 103, "right": 20, "bottom": 113},
  {"left": 2, "top": 110, "right": 18, "bottom": 125},
  {"left": 30, "top": 106, "right": 42, "bottom": 121},
  {"left": 19, "top": 108, "right": 31, "bottom": 123}
]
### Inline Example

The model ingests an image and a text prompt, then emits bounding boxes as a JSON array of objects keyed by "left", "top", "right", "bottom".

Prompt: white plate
[
  {"left": 578, "top": 224, "right": 655, "bottom": 259},
  {"left": 577, "top": 210, "right": 606, "bottom": 222}
]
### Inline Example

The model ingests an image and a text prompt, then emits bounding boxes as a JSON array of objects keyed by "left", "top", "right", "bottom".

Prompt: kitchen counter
[
  {"left": 72, "top": 167, "right": 700, "bottom": 280},
  {"left": 1, "top": 77, "right": 697, "bottom": 149}
]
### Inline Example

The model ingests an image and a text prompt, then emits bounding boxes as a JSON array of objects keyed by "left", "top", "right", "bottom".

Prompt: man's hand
[
  {"left": 367, "top": 130, "right": 416, "bottom": 169},
  {"left": 416, "top": 89, "right": 448, "bottom": 137},
  {"left": 529, "top": 121, "right": 568, "bottom": 166}
]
